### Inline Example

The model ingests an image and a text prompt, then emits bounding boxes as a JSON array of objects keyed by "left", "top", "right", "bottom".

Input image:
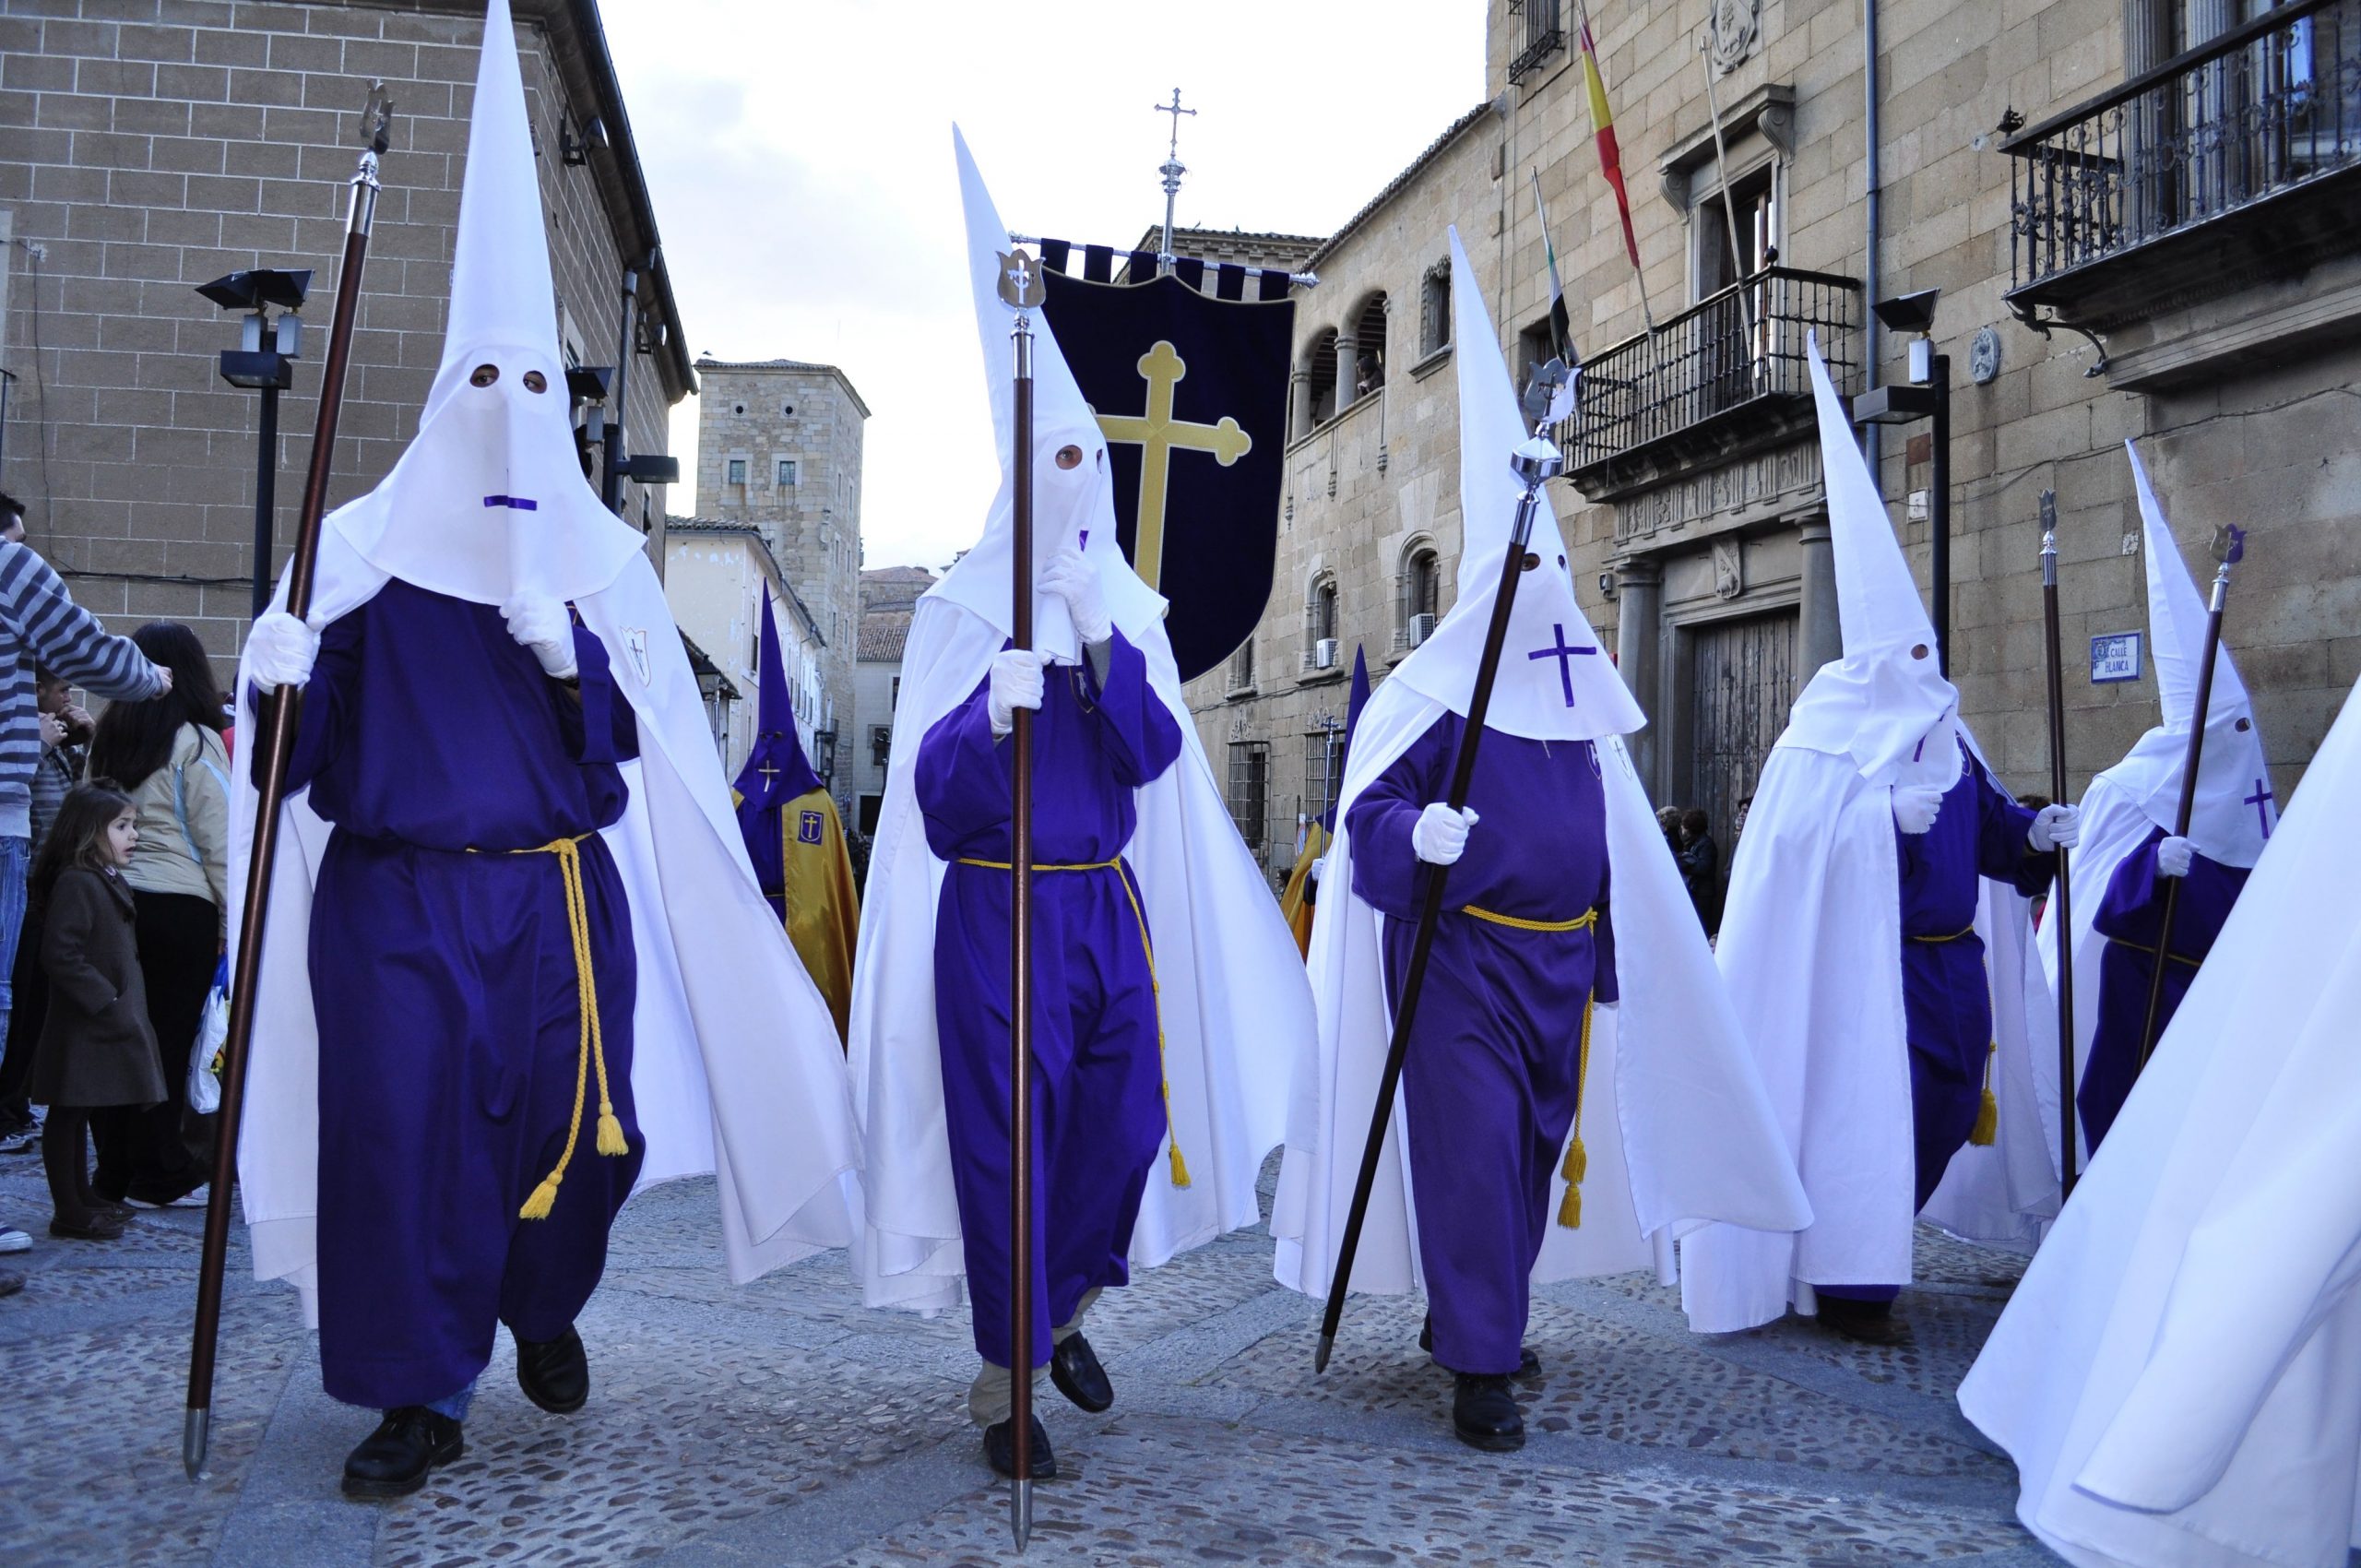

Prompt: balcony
[
  {"left": 1507, "top": 0, "right": 1566, "bottom": 86},
  {"left": 1565, "top": 267, "right": 1862, "bottom": 503},
  {"left": 2004, "top": 0, "right": 2361, "bottom": 332}
]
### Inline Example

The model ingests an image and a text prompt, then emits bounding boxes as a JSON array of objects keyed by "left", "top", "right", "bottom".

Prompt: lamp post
[
  {"left": 196, "top": 268, "right": 314, "bottom": 617},
  {"left": 1850, "top": 288, "right": 1951, "bottom": 673}
]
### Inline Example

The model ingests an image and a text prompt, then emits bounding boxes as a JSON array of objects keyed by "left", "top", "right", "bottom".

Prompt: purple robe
[
  {"left": 2078, "top": 827, "right": 2247, "bottom": 1151},
  {"left": 916, "top": 631, "right": 1182, "bottom": 1369},
  {"left": 1348, "top": 718, "right": 1618, "bottom": 1376},
  {"left": 280, "top": 578, "right": 644, "bottom": 1411},
  {"left": 1827, "top": 745, "right": 2045, "bottom": 1302}
]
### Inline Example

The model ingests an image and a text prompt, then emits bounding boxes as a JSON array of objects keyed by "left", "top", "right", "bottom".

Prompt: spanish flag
[
  {"left": 1278, "top": 646, "right": 1371, "bottom": 959},
  {"left": 1576, "top": 3, "right": 1643, "bottom": 278},
  {"left": 731, "top": 587, "right": 858, "bottom": 1047}
]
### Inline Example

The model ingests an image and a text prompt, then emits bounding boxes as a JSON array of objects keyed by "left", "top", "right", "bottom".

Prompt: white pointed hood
[
  {"left": 2102, "top": 441, "right": 2275, "bottom": 866},
  {"left": 924, "top": 127, "right": 1163, "bottom": 664},
  {"left": 331, "top": 0, "right": 643, "bottom": 608},
  {"left": 1776, "top": 335, "right": 1964, "bottom": 788},
  {"left": 1387, "top": 229, "right": 1642, "bottom": 741}
]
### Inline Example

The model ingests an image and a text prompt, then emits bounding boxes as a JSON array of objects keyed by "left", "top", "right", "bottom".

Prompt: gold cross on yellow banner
[{"left": 1092, "top": 339, "right": 1252, "bottom": 589}]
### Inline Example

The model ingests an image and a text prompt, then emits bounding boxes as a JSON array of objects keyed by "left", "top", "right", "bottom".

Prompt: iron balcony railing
[
  {"left": 1568, "top": 267, "right": 1862, "bottom": 471},
  {"left": 2005, "top": 0, "right": 2361, "bottom": 293},
  {"left": 1509, "top": 0, "right": 1566, "bottom": 85}
]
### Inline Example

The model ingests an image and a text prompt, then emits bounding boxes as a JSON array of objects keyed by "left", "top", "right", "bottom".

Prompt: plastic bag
[{"left": 188, "top": 956, "right": 229, "bottom": 1115}]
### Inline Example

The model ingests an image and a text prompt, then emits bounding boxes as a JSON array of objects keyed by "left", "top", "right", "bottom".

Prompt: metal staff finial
[{"left": 1153, "top": 88, "right": 1195, "bottom": 277}]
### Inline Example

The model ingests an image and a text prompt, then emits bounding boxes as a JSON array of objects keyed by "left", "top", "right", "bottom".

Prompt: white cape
[
  {"left": 231, "top": 526, "right": 861, "bottom": 1323},
  {"left": 1960, "top": 673, "right": 2361, "bottom": 1568},
  {"left": 1269, "top": 684, "right": 1811, "bottom": 1304},
  {"left": 844, "top": 592, "right": 1308, "bottom": 1314},
  {"left": 1679, "top": 727, "right": 2050, "bottom": 1331}
]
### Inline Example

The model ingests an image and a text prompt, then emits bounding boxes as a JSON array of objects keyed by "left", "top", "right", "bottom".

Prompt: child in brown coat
[{"left": 30, "top": 782, "right": 163, "bottom": 1241}]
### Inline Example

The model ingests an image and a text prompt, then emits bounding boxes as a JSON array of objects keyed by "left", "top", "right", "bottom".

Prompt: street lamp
[
  {"left": 1850, "top": 288, "right": 1952, "bottom": 674},
  {"left": 196, "top": 267, "right": 313, "bottom": 617}
]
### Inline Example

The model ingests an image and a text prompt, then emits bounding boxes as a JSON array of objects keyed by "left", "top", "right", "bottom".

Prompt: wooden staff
[
  {"left": 1315, "top": 430, "right": 1562, "bottom": 1374},
  {"left": 184, "top": 86, "right": 393, "bottom": 1479},
  {"left": 998, "top": 246, "right": 1044, "bottom": 1551},
  {"left": 2037, "top": 492, "right": 2078, "bottom": 1199},
  {"left": 2136, "top": 528, "right": 2244, "bottom": 1071}
]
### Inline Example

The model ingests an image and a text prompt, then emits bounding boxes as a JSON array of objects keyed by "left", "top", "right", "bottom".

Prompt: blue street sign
[{"left": 2091, "top": 632, "right": 2143, "bottom": 683}]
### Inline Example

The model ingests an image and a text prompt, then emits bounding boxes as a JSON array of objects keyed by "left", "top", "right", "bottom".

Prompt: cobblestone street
[{"left": 1, "top": 1148, "right": 2056, "bottom": 1567}]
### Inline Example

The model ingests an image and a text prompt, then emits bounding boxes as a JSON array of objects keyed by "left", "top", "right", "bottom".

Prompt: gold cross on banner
[{"left": 1092, "top": 339, "right": 1252, "bottom": 589}]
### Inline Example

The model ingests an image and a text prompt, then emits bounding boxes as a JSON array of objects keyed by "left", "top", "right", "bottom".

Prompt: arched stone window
[
  {"left": 1228, "top": 635, "right": 1255, "bottom": 693},
  {"left": 1347, "top": 292, "right": 1388, "bottom": 399},
  {"left": 1303, "top": 571, "right": 1341, "bottom": 671},
  {"left": 1397, "top": 537, "right": 1442, "bottom": 652},
  {"left": 1302, "top": 327, "right": 1338, "bottom": 429}
]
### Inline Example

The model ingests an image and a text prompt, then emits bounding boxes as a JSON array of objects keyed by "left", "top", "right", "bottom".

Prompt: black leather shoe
[
  {"left": 1420, "top": 1315, "right": 1542, "bottom": 1379},
  {"left": 48, "top": 1215, "right": 124, "bottom": 1241},
  {"left": 1451, "top": 1373, "right": 1525, "bottom": 1453},
  {"left": 341, "top": 1407, "right": 463, "bottom": 1499},
  {"left": 982, "top": 1414, "right": 1059, "bottom": 1479},
  {"left": 515, "top": 1325, "right": 588, "bottom": 1415},
  {"left": 1049, "top": 1332, "right": 1113, "bottom": 1412}
]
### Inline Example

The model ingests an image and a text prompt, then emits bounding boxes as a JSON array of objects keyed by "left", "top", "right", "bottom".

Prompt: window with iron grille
[
  {"left": 1227, "top": 741, "right": 1271, "bottom": 865},
  {"left": 1398, "top": 543, "right": 1441, "bottom": 651},
  {"left": 1228, "top": 636, "right": 1255, "bottom": 692},
  {"left": 1508, "top": 0, "right": 1565, "bottom": 84},
  {"left": 726, "top": 457, "right": 748, "bottom": 486},
  {"left": 1304, "top": 723, "right": 1346, "bottom": 828},
  {"left": 1418, "top": 261, "right": 1451, "bottom": 357},
  {"left": 777, "top": 457, "right": 799, "bottom": 486}
]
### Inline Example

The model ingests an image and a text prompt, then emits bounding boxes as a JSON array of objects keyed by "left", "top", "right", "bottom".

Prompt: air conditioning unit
[
  {"left": 1407, "top": 612, "right": 1437, "bottom": 647},
  {"left": 1314, "top": 637, "right": 1339, "bottom": 670}
]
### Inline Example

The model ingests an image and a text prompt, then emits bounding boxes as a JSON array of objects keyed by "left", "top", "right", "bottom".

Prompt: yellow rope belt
[
  {"left": 954, "top": 856, "right": 1189, "bottom": 1189},
  {"left": 1909, "top": 923, "right": 1976, "bottom": 944},
  {"left": 1460, "top": 904, "right": 1600, "bottom": 933},
  {"left": 471, "top": 835, "right": 628, "bottom": 1220},
  {"left": 2106, "top": 934, "right": 2202, "bottom": 968}
]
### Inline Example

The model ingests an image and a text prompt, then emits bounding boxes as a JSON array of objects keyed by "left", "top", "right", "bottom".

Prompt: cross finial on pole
[{"left": 1153, "top": 88, "right": 1196, "bottom": 276}]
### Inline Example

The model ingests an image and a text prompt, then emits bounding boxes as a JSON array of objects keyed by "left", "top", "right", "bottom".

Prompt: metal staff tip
[
  {"left": 183, "top": 1406, "right": 209, "bottom": 1480},
  {"left": 1314, "top": 1332, "right": 1335, "bottom": 1375},
  {"left": 1012, "top": 1476, "right": 1033, "bottom": 1551}
]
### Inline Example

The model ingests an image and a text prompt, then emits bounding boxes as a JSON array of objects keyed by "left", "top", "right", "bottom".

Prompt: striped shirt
[{"left": 0, "top": 543, "right": 161, "bottom": 838}]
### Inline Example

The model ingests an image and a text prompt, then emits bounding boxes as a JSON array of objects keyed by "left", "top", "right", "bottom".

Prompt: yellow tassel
[
  {"left": 596, "top": 1110, "right": 629, "bottom": 1157},
  {"left": 518, "top": 1175, "right": 560, "bottom": 1221},
  {"left": 1970, "top": 1087, "right": 1999, "bottom": 1146},
  {"left": 1557, "top": 1182, "right": 1583, "bottom": 1230},
  {"left": 1168, "top": 1142, "right": 1192, "bottom": 1189},
  {"left": 1561, "top": 1136, "right": 1587, "bottom": 1185}
]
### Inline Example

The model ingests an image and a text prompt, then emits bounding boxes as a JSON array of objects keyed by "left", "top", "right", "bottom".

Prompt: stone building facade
[
  {"left": 1188, "top": 0, "right": 2361, "bottom": 884},
  {"left": 0, "top": 0, "right": 694, "bottom": 662},
  {"left": 691, "top": 356, "right": 867, "bottom": 781}
]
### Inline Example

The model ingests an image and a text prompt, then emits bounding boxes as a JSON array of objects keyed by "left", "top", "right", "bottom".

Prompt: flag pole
[
  {"left": 2135, "top": 527, "right": 2244, "bottom": 1072},
  {"left": 1316, "top": 399, "right": 1565, "bottom": 1374},
  {"left": 184, "top": 84, "right": 393, "bottom": 1481},
  {"left": 1694, "top": 18, "right": 1761, "bottom": 360},
  {"left": 1571, "top": 0, "right": 1655, "bottom": 334},
  {"left": 2038, "top": 491, "right": 2079, "bottom": 1200},
  {"left": 998, "top": 246, "right": 1044, "bottom": 1552}
]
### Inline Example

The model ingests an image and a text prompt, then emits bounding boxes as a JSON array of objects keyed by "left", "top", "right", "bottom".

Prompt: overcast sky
[{"left": 601, "top": 0, "right": 1487, "bottom": 570}]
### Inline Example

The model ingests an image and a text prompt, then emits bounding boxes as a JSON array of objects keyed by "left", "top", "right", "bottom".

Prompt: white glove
[
  {"left": 1411, "top": 803, "right": 1480, "bottom": 866},
  {"left": 503, "top": 593, "right": 578, "bottom": 681},
  {"left": 1040, "top": 546, "right": 1111, "bottom": 645},
  {"left": 1892, "top": 784, "right": 1945, "bottom": 836},
  {"left": 987, "top": 648, "right": 1044, "bottom": 737},
  {"left": 245, "top": 611, "right": 321, "bottom": 693},
  {"left": 2028, "top": 802, "right": 2082, "bottom": 852},
  {"left": 1309, "top": 856, "right": 1326, "bottom": 885},
  {"left": 2155, "top": 835, "right": 2196, "bottom": 878}
]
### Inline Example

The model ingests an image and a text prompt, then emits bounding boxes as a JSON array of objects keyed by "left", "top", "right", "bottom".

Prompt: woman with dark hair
[
  {"left": 1679, "top": 807, "right": 1722, "bottom": 936},
  {"left": 86, "top": 623, "right": 229, "bottom": 1206}
]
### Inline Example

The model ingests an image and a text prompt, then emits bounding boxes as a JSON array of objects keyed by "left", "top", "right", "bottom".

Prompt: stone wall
[{"left": 0, "top": 0, "right": 689, "bottom": 665}]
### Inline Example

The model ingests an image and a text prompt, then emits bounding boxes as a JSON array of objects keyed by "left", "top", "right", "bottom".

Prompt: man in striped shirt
[{"left": 0, "top": 497, "right": 169, "bottom": 1183}]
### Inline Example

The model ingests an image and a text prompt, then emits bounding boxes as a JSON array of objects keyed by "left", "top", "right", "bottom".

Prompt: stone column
[
  {"left": 1290, "top": 368, "right": 1313, "bottom": 441},
  {"left": 1615, "top": 557, "right": 1663, "bottom": 788},
  {"left": 1797, "top": 516, "right": 1841, "bottom": 682},
  {"left": 1334, "top": 333, "right": 1360, "bottom": 414}
]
